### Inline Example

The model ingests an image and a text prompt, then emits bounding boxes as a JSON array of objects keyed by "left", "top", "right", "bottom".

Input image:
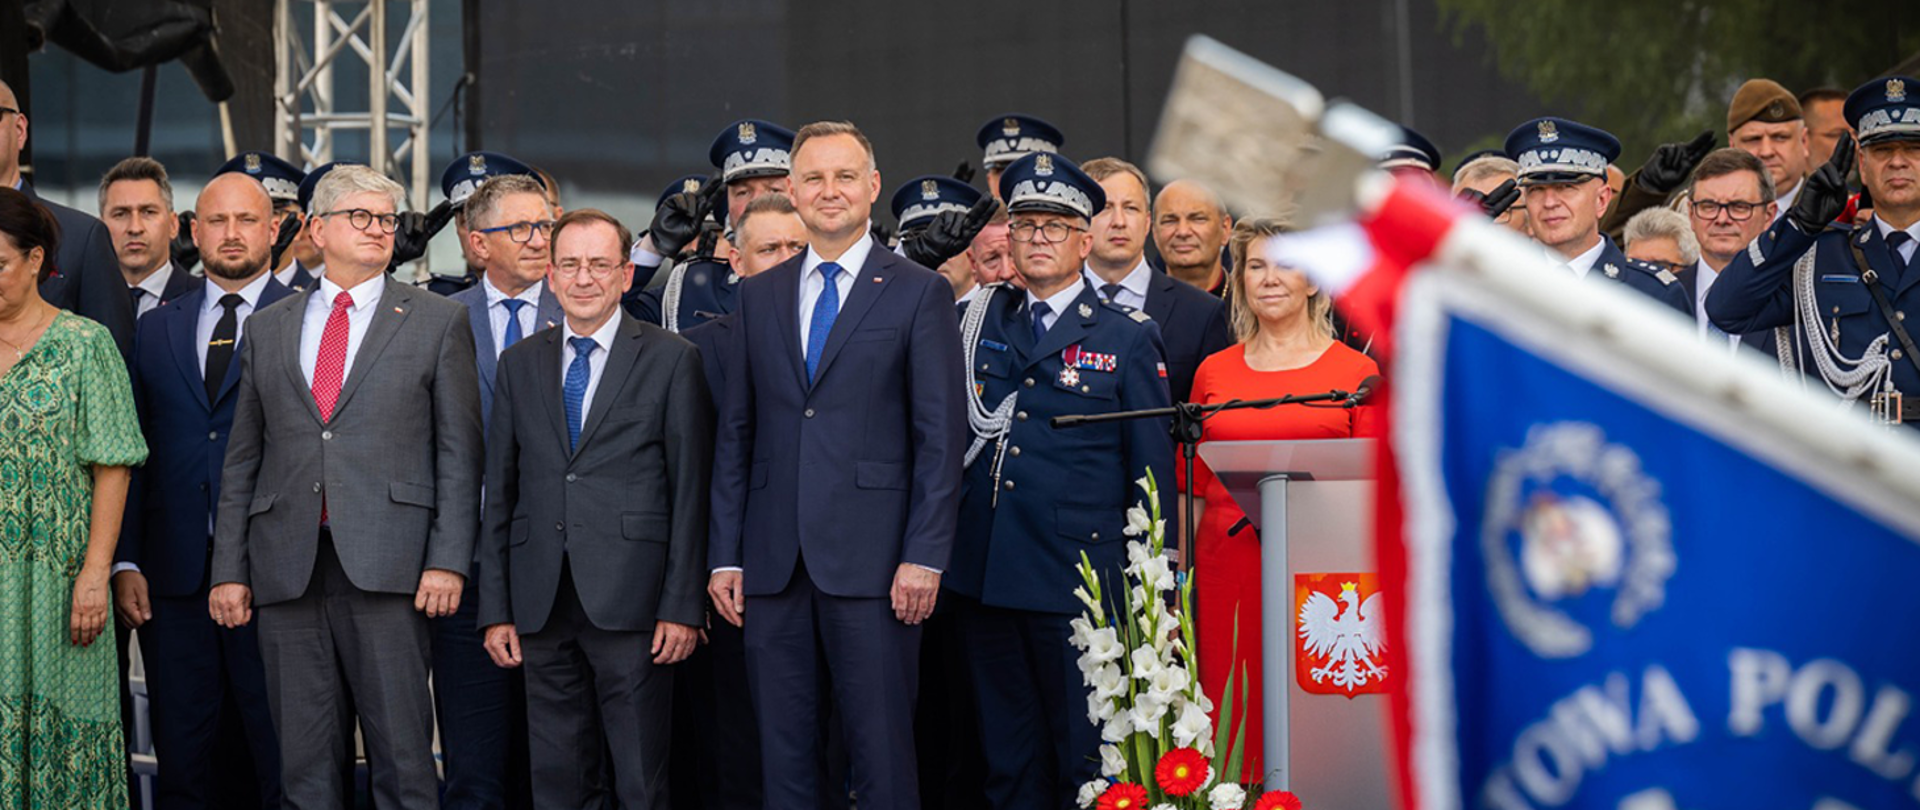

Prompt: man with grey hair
[
  {"left": 209, "top": 163, "right": 484, "bottom": 809},
  {"left": 1623, "top": 207, "right": 1701, "bottom": 272},
  {"left": 100, "top": 156, "right": 195, "bottom": 318},
  {"left": 1452, "top": 154, "right": 1530, "bottom": 235},
  {"left": 1151, "top": 178, "right": 1233, "bottom": 294}
]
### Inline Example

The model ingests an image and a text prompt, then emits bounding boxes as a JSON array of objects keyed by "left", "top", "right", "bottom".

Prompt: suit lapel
[
  {"left": 466, "top": 295, "right": 499, "bottom": 403},
  {"left": 329, "top": 280, "right": 411, "bottom": 418},
  {"left": 165, "top": 293, "right": 210, "bottom": 411},
  {"left": 769, "top": 260, "right": 807, "bottom": 390},
  {"left": 534, "top": 329, "right": 573, "bottom": 456},
  {"left": 1146, "top": 272, "right": 1176, "bottom": 324},
  {"left": 809, "top": 250, "right": 894, "bottom": 386},
  {"left": 572, "top": 316, "right": 644, "bottom": 456},
  {"left": 159, "top": 268, "right": 198, "bottom": 308},
  {"left": 279, "top": 291, "right": 326, "bottom": 424},
  {"left": 535, "top": 284, "right": 565, "bottom": 334},
  {"left": 1027, "top": 286, "right": 1100, "bottom": 368},
  {"left": 219, "top": 280, "right": 294, "bottom": 405}
]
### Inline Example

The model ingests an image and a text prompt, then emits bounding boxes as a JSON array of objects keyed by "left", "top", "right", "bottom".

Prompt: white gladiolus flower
[
  {"left": 1136, "top": 475, "right": 1152, "bottom": 493},
  {"left": 1128, "top": 700, "right": 1168, "bottom": 738},
  {"left": 1125, "top": 506, "right": 1152, "bottom": 537},
  {"left": 1102, "top": 714, "right": 1131, "bottom": 743},
  {"left": 1088, "top": 691, "right": 1121, "bottom": 726},
  {"left": 1152, "top": 805, "right": 1178, "bottom": 810},
  {"left": 1147, "top": 665, "right": 1190, "bottom": 702},
  {"left": 1073, "top": 586, "right": 1099, "bottom": 615},
  {"left": 1207, "top": 782, "right": 1246, "bottom": 809},
  {"left": 1077, "top": 780, "right": 1106, "bottom": 809},
  {"left": 1129, "top": 647, "right": 1163, "bottom": 680},
  {"left": 1083, "top": 627, "right": 1123, "bottom": 665},
  {"left": 1171, "top": 699, "right": 1212, "bottom": 749},
  {"left": 1100, "top": 744, "right": 1126, "bottom": 777},
  {"left": 1069, "top": 616, "right": 1094, "bottom": 649},
  {"left": 1137, "top": 554, "right": 1174, "bottom": 593}
]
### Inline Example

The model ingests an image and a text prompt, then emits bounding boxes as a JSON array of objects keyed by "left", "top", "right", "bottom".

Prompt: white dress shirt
[
  {"left": 275, "top": 261, "right": 324, "bottom": 288},
  {"left": 799, "top": 229, "right": 874, "bottom": 356},
  {"left": 560, "top": 313, "right": 621, "bottom": 424},
  {"left": 1772, "top": 178, "right": 1803, "bottom": 225},
  {"left": 130, "top": 262, "right": 175, "bottom": 318},
  {"left": 299, "top": 273, "right": 386, "bottom": 386},
  {"left": 196, "top": 273, "right": 274, "bottom": 376},
  {"left": 1088, "top": 258, "right": 1151, "bottom": 310},
  {"left": 1025, "top": 277, "right": 1088, "bottom": 332},
  {"left": 1558, "top": 239, "right": 1607, "bottom": 280},
  {"left": 1691, "top": 259, "right": 1741, "bottom": 352},
  {"left": 1878, "top": 216, "right": 1920, "bottom": 265},
  {"left": 484, "top": 277, "right": 546, "bottom": 357}
]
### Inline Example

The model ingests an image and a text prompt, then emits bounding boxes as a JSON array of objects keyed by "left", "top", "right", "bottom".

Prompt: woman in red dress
[{"left": 1189, "top": 218, "right": 1382, "bottom": 775}]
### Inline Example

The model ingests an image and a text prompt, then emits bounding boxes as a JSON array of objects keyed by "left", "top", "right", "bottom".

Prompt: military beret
[
  {"left": 890, "top": 175, "right": 983, "bottom": 234},
  {"left": 977, "top": 114, "right": 1064, "bottom": 170},
  {"left": 1505, "top": 117, "right": 1620, "bottom": 186},
  {"left": 440, "top": 151, "right": 545, "bottom": 208},
  {"left": 1846, "top": 76, "right": 1920, "bottom": 146},
  {"left": 1727, "top": 79, "right": 1802, "bottom": 134},
  {"left": 709, "top": 120, "right": 795, "bottom": 184},
  {"left": 997, "top": 152, "right": 1104, "bottom": 220},
  {"left": 215, "top": 151, "right": 305, "bottom": 203}
]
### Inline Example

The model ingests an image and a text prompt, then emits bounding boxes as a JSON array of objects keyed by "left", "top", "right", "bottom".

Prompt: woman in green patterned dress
[{"left": 0, "top": 187, "right": 147, "bottom": 807}]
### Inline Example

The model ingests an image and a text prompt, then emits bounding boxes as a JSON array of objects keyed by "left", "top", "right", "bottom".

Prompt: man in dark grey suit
[
  {"left": 478, "top": 208, "right": 710, "bottom": 809},
  {"left": 209, "top": 164, "right": 483, "bottom": 809}
]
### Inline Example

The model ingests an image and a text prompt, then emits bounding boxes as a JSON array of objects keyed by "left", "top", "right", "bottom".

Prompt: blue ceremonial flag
[{"left": 1389, "top": 248, "right": 1920, "bottom": 810}]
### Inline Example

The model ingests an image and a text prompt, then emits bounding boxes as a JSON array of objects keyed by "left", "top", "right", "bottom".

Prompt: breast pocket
[
  {"left": 1055, "top": 369, "right": 1120, "bottom": 400},
  {"left": 849, "top": 327, "right": 898, "bottom": 344},
  {"left": 1815, "top": 276, "right": 1873, "bottom": 320},
  {"left": 974, "top": 347, "right": 1014, "bottom": 380}
]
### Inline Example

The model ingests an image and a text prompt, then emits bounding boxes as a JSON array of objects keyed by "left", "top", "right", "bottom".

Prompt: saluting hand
[
  {"left": 891, "top": 564, "right": 940, "bottom": 626},
  {"left": 1638, "top": 130, "right": 1717, "bottom": 195},
  {"left": 414, "top": 569, "right": 464, "bottom": 618},
  {"left": 268, "top": 212, "right": 302, "bottom": 269},
  {"left": 1788, "top": 135, "right": 1855, "bottom": 234},
  {"left": 904, "top": 195, "right": 999, "bottom": 270}
]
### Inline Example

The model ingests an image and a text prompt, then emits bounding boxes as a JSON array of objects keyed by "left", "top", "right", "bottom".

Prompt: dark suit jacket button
[
  {"left": 555, "top": 522, "right": 565, "bottom": 532},
  {"left": 1016, "top": 411, "right": 1028, "bottom": 421},
  {"left": 321, "top": 430, "right": 333, "bottom": 440},
  {"left": 1009, "top": 446, "right": 1021, "bottom": 457},
  {"left": 208, "top": 431, "right": 219, "bottom": 441},
  {"left": 804, "top": 408, "right": 816, "bottom": 418},
  {"left": 312, "top": 482, "right": 322, "bottom": 492},
  {"left": 1002, "top": 479, "right": 1015, "bottom": 491},
  {"left": 1023, "top": 378, "right": 1035, "bottom": 388},
  {"left": 566, "top": 473, "right": 578, "bottom": 483}
]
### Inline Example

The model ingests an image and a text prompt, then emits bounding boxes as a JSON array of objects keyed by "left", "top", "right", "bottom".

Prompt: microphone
[{"left": 1345, "top": 375, "right": 1383, "bottom": 408}]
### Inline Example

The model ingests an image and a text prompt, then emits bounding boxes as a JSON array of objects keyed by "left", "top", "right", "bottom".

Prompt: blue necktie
[
  {"left": 500, "top": 298, "right": 527, "bottom": 351},
  {"left": 564, "top": 336, "right": 596, "bottom": 451},
  {"left": 1031, "top": 301, "right": 1052, "bottom": 345},
  {"left": 1890, "top": 231, "right": 1915, "bottom": 270},
  {"left": 805, "top": 262, "right": 843, "bottom": 383}
]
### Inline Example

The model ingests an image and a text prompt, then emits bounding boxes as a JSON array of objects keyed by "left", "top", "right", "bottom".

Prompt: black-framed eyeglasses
[
  {"left": 0, "top": 107, "right": 18, "bottom": 118},
  {"left": 1008, "top": 220, "right": 1086, "bottom": 244},
  {"left": 1691, "top": 199, "right": 1765, "bottom": 221},
  {"left": 477, "top": 219, "right": 555, "bottom": 244},
  {"left": 319, "top": 208, "right": 400, "bottom": 233}
]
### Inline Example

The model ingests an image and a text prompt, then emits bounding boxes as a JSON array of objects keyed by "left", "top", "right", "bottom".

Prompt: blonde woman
[{"left": 1188, "top": 217, "right": 1380, "bottom": 775}]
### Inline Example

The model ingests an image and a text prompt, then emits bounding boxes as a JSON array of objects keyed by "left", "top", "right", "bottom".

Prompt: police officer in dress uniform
[
  {"left": 947, "top": 152, "right": 1175, "bottom": 810},
  {"left": 432, "top": 151, "right": 550, "bottom": 296},
  {"left": 1506, "top": 117, "right": 1693, "bottom": 315},
  {"left": 1709, "top": 76, "right": 1920, "bottom": 429},
  {"left": 1380, "top": 124, "right": 1445, "bottom": 187},
  {"left": 627, "top": 120, "right": 795, "bottom": 333},
  {"left": 977, "top": 114, "right": 1064, "bottom": 205}
]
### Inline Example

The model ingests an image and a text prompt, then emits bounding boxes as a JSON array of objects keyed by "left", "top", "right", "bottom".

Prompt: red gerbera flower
[
  {"left": 1097, "top": 782, "right": 1150, "bottom": 810},
  {"left": 1254, "top": 790, "right": 1304, "bottom": 810},
  {"left": 1154, "top": 747, "right": 1209, "bottom": 797}
]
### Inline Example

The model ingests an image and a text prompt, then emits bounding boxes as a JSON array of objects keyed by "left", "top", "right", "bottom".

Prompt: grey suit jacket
[
  {"left": 448, "top": 282, "right": 564, "bottom": 430},
  {"left": 212, "top": 277, "right": 484, "bottom": 605},
  {"left": 476, "top": 314, "right": 713, "bottom": 635}
]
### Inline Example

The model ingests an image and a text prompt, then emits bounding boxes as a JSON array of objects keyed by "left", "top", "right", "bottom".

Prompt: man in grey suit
[
  {"left": 478, "top": 208, "right": 711, "bottom": 809},
  {"left": 209, "top": 164, "right": 483, "bottom": 809}
]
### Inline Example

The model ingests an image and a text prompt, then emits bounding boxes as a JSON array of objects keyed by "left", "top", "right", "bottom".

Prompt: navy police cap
[
  {"left": 890, "top": 175, "right": 983, "bottom": 233},
  {"left": 215, "top": 151, "right": 305, "bottom": 203},
  {"left": 1504, "top": 117, "right": 1621, "bottom": 185},
  {"left": 1380, "top": 125, "right": 1442, "bottom": 173},
  {"left": 440, "top": 151, "right": 545, "bottom": 208},
  {"left": 708, "top": 120, "right": 795, "bottom": 184},
  {"left": 1846, "top": 76, "right": 1920, "bottom": 146},
  {"left": 977, "top": 114, "right": 1064, "bottom": 170},
  {"left": 296, "top": 161, "right": 365, "bottom": 212},
  {"left": 657, "top": 174, "right": 708, "bottom": 209},
  {"left": 996, "top": 152, "right": 1104, "bottom": 220}
]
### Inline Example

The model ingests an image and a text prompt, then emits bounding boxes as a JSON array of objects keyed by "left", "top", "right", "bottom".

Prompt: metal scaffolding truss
[{"left": 273, "top": 0, "right": 431, "bottom": 214}]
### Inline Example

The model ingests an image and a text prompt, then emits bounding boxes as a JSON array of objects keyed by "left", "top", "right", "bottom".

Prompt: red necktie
[
  {"left": 312, "top": 291, "right": 353, "bottom": 422},
  {"left": 311, "top": 291, "right": 352, "bottom": 525}
]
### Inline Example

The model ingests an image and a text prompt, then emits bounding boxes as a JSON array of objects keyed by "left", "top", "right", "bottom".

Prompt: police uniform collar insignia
[
  {"left": 1003, "top": 117, "right": 1020, "bottom": 136},
  {"left": 739, "top": 121, "right": 757, "bottom": 144},
  {"left": 244, "top": 153, "right": 262, "bottom": 173},
  {"left": 726, "top": 271, "right": 739, "bottom": 285},
  {"left": 682, "top": 178, "right": 701, "bottom": 194},
  {"left": 1077, "top": 302, "right": 1093, "bottom": 318},
  {"left": 469, "top": 154, "right": 487, "bottom": 174},
  {"left": 921, "top": 179, "right": 939, "bottom": 200},
  {"left": 1890, "top": 78, "right": 1908, "bottom": 102},
  {"left": 1059, "top": 367, "right": 1081, "bottom": 387},
  {"left": 1538, "top": 120, "right": 1559, "bottom": 143},
  {"left": 1035, "top": 154, "right": 1054, "bottom": 176},
  {"left": 1859, "top": 230, "right": 1872, "bottom": 245},
  {"left": 1603, "top": 262, "right": 1620, "bottom": 279}
]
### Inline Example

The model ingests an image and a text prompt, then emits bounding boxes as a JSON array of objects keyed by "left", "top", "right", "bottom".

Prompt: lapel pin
[
  {"left": 871, "top": 277, "right": 883, "bottom": 283},
  {"left": 393, "top": 306, "right": 405, "bottom": 314},
  {"left": 1077, "top": 303, "right": 1093, "bottom": 318}
]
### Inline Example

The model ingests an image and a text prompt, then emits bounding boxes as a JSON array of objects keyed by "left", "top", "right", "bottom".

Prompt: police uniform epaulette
[
  {"left": 1620, "top": 258, "right": 1680, "bottom": 286},
  {"left": 1097, "top": 299, "right": 1153, "bottom": 323}
]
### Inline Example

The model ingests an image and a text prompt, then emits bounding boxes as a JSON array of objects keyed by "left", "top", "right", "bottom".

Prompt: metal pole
[
  {"left": 368, "top": 0, "right": 388, "bottom": 175},
  {"left": 1258, "top": 474, "right": 1292, "bottom": 789},
  {"left": 461, "top": 0, "right": 481, "bottom": 152},
  {"left": 134, "top": 65, "right": 157, "bottom": 156},
  {"left": 313, "top": 0, "right": 334, "bottom": 163}
]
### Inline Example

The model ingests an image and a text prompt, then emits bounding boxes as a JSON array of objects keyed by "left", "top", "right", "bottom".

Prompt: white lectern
[{"left": 1197, "top": 439, "right": 1385, "bottom": 808}]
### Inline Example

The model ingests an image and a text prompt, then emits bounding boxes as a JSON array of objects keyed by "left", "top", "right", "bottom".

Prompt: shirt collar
[
  {"left": 1562, "top": 238, "right": 1607, "bottom": 276},
  {"left": 134, "top": 262, "right": 175, "bottom": 298},
  {"left": 1026, "top": 277, "right": 1088, "bottom": 314},
  {"left": 317, "top": 272, "right": 385, "bottom": 312},
  {"left": 802, "top": 227, "right": 874, "bottom": 280},
  {"left": 1115, "top": 257, "right": 1152, "bottom": 298},
  {"left": 1777, "top": 177, "right": 1804, "bottom": 210},
  {"left": 203, "top": 272, "right": 273, "bottom": 312},
  {"left": 1873, "top": 215, "right": 1920, "bottom": 244},
  {"left": 484, "top": 275, "right": 543, "bottom": 307},
  {"left": 563, "top": 311, "right": 622, "bottom": 353}
]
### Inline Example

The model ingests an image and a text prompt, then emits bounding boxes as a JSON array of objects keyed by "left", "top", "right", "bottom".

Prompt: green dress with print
[{"left": 0, "top": 312, "right": 147, "bottom": 808}]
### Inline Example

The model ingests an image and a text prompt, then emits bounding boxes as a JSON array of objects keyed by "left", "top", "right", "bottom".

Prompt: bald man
[
  {"left": 118, "top": 172, "right": 292, "bottom": 808},
  {"left": 1152, "top": 179, "right": 1234, "bottom": 294},
  {"left": 0, "top": 79, "right": 136, "bottom": 356}
]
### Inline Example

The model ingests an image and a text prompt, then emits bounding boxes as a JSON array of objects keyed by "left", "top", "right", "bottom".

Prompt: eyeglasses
[
  {"left": 477, "top": 219, "right": 555, "bottom": 244},
  {"left": 553, "top": 259, "right": 623, "bottom": 279},
  {"left": 0, "top": 107, "right": 18, "bottom": 118},
  {"left": 1008, "top": 220, "right": 1086, "bottom": 244},
  {"left": 319, "top": 208, "right": 400, "bottom": 233},
  {"left": 1691, "top": 199, "right": 1765, "bottom": 221}
]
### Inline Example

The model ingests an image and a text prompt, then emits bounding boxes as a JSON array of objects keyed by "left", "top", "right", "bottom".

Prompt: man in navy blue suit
[
  {"left": 707, "top": 120, "right": 966, "bottom": 810},
  {"left": 115, "top": 172, "right": 288, "bottom": 809},
  {"left": 99, "top": 157, "right": 198, "bottom": 320}
]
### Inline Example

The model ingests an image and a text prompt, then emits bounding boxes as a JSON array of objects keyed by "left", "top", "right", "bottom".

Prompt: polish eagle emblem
[{"left": 1296, "top": 576, "right": 1387, "bottom": 695}]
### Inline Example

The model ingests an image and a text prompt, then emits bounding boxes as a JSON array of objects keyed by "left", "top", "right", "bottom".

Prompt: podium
[{"left": 1197, "top": 439, "right": 1386, "bottom": 807}]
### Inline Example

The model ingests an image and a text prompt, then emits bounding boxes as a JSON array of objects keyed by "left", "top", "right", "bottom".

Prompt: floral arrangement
[{"left": 1070, "top": 471, "right": 1303, "bottom": 810}]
